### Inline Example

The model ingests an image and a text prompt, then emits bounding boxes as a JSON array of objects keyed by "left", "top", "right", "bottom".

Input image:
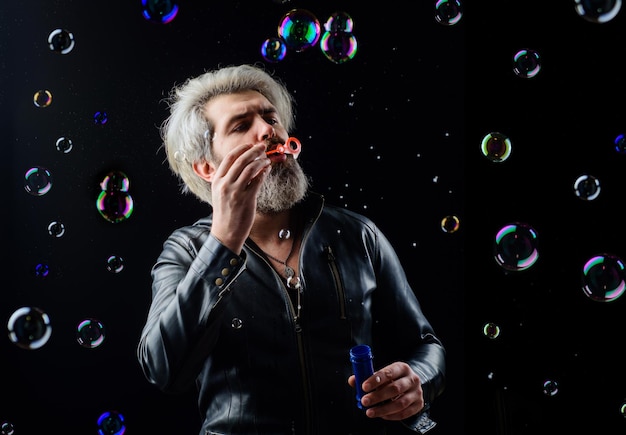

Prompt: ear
[{"left": 192, "top": 159, "right": 217, "bottom": 183}]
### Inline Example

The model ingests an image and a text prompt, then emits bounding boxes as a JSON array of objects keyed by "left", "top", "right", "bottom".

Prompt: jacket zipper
[
  {"left": 323, "top": 246, "right": 346, "bottom": 319},
  {"left": 246, "top": 245, "right": 311, "bottom": 433}
]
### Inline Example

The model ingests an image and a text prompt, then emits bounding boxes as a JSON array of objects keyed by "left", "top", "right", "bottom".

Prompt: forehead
[{"left": 203, "top": 90, "right": 273, "bottom": 127}]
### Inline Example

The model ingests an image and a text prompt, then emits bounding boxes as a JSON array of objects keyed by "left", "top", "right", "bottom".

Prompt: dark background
[
  {"left": 468, "top": 1, "right": 626, "bottom": 435},
  {"left": 1, "top": 1, "right": 464, "bottom": 434}
]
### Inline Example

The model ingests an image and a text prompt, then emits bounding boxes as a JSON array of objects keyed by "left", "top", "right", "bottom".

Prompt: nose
[{"left": 260, "top": 122, "right": 276, "bottom": 141}]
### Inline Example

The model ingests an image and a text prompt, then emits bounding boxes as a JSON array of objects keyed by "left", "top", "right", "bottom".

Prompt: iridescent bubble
[
  {"left": 97, "top": 191, "right": 134, "bottom": 223},
  {"left": 7, "top": 306, "right": 52, "bottom": 350},
  {"left": 106, "top": 255, "right": 125, "bottom": 273},
  {"left": 100, "top": 170, "right": 130, "bottom": 192},
  {"left": 441, "top": 215, "right": 460, "bottom": 233},
  {"left": 0, "top": 421, "right": 15, "bottom": 435},
  {"left": 278, "top": 9, "right": 321, "bottom": 52},
  {"left": 582, "top": 253, "right": 626, "bottom": 302},
  {"left": 47, "top": 221, "right": 66, "bottom": 238},
  {"left": 141, "top": 0, "right": 179, "bottom": 24},
  {"left": 97, "top": 411, "right": 126, "bottom": 435},
  {"left": 55, "top": 136, "right": 73, "bottom": 153},
  {"left": 320, "top": 31, "right": 357, "bottom": 64},
  {"left": 231, "top": 318, "right": 243, "bottom": 329},
  {"left": 573, "top": 174, "right": 601, "bottom": 201},
  {"left": 261, "top": 37, "right": 287, "bottom": 63},
  {"left": 494, "top": 222, "right": 539, "bottom": 271},
  {"left": 620, "top": 401, "right": 626, "bottom": 418},
  {"left": 513, "top": 49, "right": 541, "bottom": 78},
  {"left": 614, "top": 133, "right": 626, "bottom": 154},
  {"left": 94, "top": 111, "right": 108, "bottom": 125},
  {"left": 481, "top": 132, "right": 512, "bottom": 162},
  {"left": 48, "top": 28, "right": 75, "bottom": 54},
  {"left": 76, "top": 318, "right": 106, "bottom": 348},
  {"left": 24, "top": 166, "right": 53, "bottom": 196},
  {"left": 542, "top": 379, "right": 559, "bottom": 396},
  {"left": 34, "top": 262, "right": 50, "bottom": 278},
  {"left": 435, "top": 0, "right": 463, "bottom": 26},
  {"left": 324, "top": 11, "right": 354, "bottom": 32},
  {"left": 278, "top": 229, "right": 291, "bottom": 239},
  {"left": 97, "top": 170, "right": 134, "bottom": 223},
  {"left": 483, "top": 322, "right": 501, "bottom": 339},
  {"left": 33, "top": 89, "right": 52, "bottom": 108},
  {"left": 574, "top": 0, "right": 621, "bottom": 23}
]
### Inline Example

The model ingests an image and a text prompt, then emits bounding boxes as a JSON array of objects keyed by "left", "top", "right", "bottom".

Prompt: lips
[{"left": 268, "top": 152, "right": 287, "bottom": 163}]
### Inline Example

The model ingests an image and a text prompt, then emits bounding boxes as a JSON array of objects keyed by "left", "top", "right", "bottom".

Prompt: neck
[{"left": 249, "top": 210, "right": 293, "bottom": 245}]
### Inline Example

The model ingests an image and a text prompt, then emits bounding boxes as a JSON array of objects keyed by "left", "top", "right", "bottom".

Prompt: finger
[
  {"left": 347, "top": 375, "right": 356, "bottom": 387},
  {"left": 246, "top": 163, "right": 271, "bottom": 190},
  {"left": 362, "top": 366, "right": 396, "bottom": 392},
  {"left": 215, "top": 143, "right": 267, "bottom": 182}
]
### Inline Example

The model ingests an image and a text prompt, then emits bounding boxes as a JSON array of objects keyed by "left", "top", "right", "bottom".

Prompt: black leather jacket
[{"left": 137, "top": 193, "right": 446, "bottom": 435}]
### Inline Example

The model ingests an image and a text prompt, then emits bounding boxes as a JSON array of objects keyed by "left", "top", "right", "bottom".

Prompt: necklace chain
[
  {"left": 262, "top": 237, "right": 295, "bottom": 275},
  {"left": 257, "top": 235, "right": 302, "bottom": 321}
]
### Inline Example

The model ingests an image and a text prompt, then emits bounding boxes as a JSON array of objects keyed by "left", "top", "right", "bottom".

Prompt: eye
[
  {"left": 266, "top": 118, "right": 279, "bottom": 126},
  {"left": 232, "top": 122, "right": 250, "bottom": 133}
]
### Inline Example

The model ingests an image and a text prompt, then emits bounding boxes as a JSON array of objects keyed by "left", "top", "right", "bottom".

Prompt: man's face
[
  {"left": 204, "top": 90, "right": 309, "bottom": 213},
  {"left": 205, "top": 90, "right": 288, "bottom": 159}
]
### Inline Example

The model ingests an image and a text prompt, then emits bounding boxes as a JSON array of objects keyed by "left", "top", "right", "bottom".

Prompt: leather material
[{"left": 137, "top": 192, "right": 446, "bottom": 434}]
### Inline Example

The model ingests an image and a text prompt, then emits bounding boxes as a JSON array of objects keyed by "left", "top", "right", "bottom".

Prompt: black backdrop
[
  {"left": 1, "top": 1, "right": 464, "bottom": 434},
  {"left": 468, "top": 1, "right": 626, "bottom": 435}
]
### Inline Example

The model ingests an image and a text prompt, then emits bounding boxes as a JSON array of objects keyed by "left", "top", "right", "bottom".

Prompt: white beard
[{"left": 256, "top": 158, "right": 310, "bottom": 214}]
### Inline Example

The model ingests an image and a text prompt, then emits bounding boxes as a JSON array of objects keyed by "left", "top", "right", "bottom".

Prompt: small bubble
[
  {"left": 97, "top": 411, "right": 126, "bottom": 435},
  {"left": 55, "top": 136, "right": 73, "bottom": 153},
  {"left": 141, "top": 0, "right": 179, "bottom": 24},
  {"left": 481, "top": 132, "right": 512, "bottom": 162},
  {"left": 24, "top": 166, "right": 53, "bottom": 196},
  {"left": 614, "top": 133, "right": 626, "bottom": 154},
  {"left": 34, "top": 263, "right": 50, "bottom": 278},
  {"left": 231, "top": 318, "right": 244, "bottom": 329},
  {"left": 513, "top": 49, "right": 541, "bottom": 78},
  {"left": 278, "top": 9, "right": 321, "bottom": 52},
  {"left": 76, "top": 318, "right": 106, "bottom": 348},
  {"left": 319, "top": 30, "right": 357, "bottom": 64},
  {"left": 493, "top": 222, "right": 539, "bottom": 271},
  {"left": 582, "top": 253, "right": 626, "bottom": 302},
  {"left": 261, "top": 37, "right": 287, "bottom": 63},
  {"left": 94, "top": 111, "right": 108, "bottom": 125},
  {"left": 0, "top": 421, "right": 15, "bottom": 435},
  {"left": 47, "top": 221, "right": 66, "bottom": 238},
  {"left": 542, "top": 379, "right": 559, "bottom": 396},
  {"left": 33, "top": 89, "right": 52, "bottom": 108},
  {"left": 324, "top": 11, "right": 354, "bottom": 32},
  {"left": 573, "top": 174, "right": 601, "bottom": 201},
  {"left": 435, "top": 0, "right": 463, "bottom": 25},
  {"left": 574, "top": 0, "right": 621, "bottom": 23},
  {"left": 483, "top": 322, "right": 501, "bottom": 339},
  {"left": 441, "top": 215, "right": 460, "bottom": 233},
  {"left": 173, "top": 150, "right": 185, "bottom": 162},
  {"left": 100, "top": 171, "right": 130, "bottom": 192},
  {"left": 7, "top": 306, "right": 52, "bottom": 350},
  {"left": 48, "top": 28, "right": 75, "bottom": 54},
  {"left": 97, "top": 171, "right": 134, "bottom": 223},
  {"left": 106, "top": 255, "right": 125, "bottom": 273}
]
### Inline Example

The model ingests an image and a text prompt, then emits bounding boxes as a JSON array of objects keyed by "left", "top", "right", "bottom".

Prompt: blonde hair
[{"left": 160, "top": 64, "right": 296, "bottom": 204}]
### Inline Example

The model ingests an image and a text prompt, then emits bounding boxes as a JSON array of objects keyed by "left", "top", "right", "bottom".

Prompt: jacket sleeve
[
  {"left": 370, "top": 224, "right": 446, "bottom": 419},
  {"left": 136, "top": 228, "right": 246, "bottom": 393}
]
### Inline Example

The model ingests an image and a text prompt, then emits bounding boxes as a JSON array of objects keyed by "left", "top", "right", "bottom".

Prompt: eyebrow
[{"left": 229, "top": 106, "right": 277, "bottom": 123}]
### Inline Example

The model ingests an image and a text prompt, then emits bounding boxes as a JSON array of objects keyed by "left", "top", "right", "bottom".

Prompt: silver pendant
[
  {"left": 284, "top": 266, "right": 294, "bottom": 278},
  {"left": 287, "top": 276, "right": 301, "bottom": 290}
]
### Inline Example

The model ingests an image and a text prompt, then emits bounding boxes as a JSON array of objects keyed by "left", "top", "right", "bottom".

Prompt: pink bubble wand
[{"left": 265, "top": 137, "right": 302, "bottom": 159}]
